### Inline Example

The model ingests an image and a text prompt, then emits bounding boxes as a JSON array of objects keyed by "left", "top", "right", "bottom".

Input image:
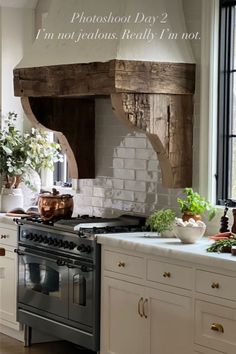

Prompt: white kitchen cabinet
[
  {"left": 100, "top": 248, "right": 193, "bottom": 354},
  {"left": 0, "top": 220, "right": 23, "bottom": 339},
  {"left": 195, "top": 268, "right": 236, "bottom": 354},
  {"left": 0, "top": 248, "right": 17, "bottom": 326},
  {"left": 147, "top": 287, "right": 192, "bottom": 354},
  {"left": 101, "top": 277, "right": 147, "bottom": 354}
]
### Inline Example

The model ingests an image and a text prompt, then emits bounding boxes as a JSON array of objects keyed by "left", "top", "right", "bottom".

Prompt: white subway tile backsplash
[
  {"left": 113, "top": 168, "right": 135, "bottom": 180},
  {"left": 125, "top": 137, "right": 146, "bottom": 148},
  {"left": 113, "top": 158, "right": 124, "bottom": 169},
  {"left": 92, "top": 197, "right": 104, "bottom": 207},
  {"left": 124, "top": 159, "right": 146, "bottom": 170},
  {"left": 136, "top": 170, "right": 158, "bottom": 182},
  {"left": 147, "top": 160, "right": 158, "bottom": 171},
  {"left": 134, "top": 192, "right": 147, "bottom": 203},
  {"left": 113, "top": 179, "right": 124, "bottom": 189},
  {"left": 112, "top": 190, "right": 134, "bottom": 201},
  {"left": 115, "top": 147, "right": 135, "bottom": 159},
  {"left": 93, "top": 187, "right": 105, "bottom": 198},
  {"left": 124, "top": 181, "right": 146, "bottom": 192},
  {"left": 135, "top": 148, "right": 152, "bottom": 160}
]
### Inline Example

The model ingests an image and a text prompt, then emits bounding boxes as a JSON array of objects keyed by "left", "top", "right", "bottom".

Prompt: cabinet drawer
[
  {"left": 103, "top": 250, "right": 145, "bottom": 278},
  {"left": 196, "top": 270, "right": 236, "bottom": 301},
  {"left": 147, "top": 259, "right": 193, "bottom": 289},
  {"left": 0, "top": 227, "right": 17, "bottom": 247},
  {"left": 195, "top": 300, "right": 236, "bottom": 353}
]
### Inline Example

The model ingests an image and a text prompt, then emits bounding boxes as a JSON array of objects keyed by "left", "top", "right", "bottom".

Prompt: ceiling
[{"left": 0, "top": 0, "right": 38, "bottom": 8}]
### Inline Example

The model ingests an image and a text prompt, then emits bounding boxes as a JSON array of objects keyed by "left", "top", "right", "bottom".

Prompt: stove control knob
[
  {"left": 53, "top": 239, "right": 59, "bottom": 246},
  {"left": 85, "top": 245, "right": 92, "bottom": 254},
  {"left": 58, "top": 240, "right": 64, "bottom": 248},
  {"left": 29, "top": 233, "right": 34, "bottom": 240},
  {"left": 48, "top": 238, "right": 54, "bottom": 245},
  {"left": 63, "top": 241, "right": 69, "bottom": 249},
  {"left": 38, "top": 235, "right": 43, "bottom": 243},
  {"left": 77, "top": 244, "right": 86, "bottom": 252},
  {"left": 25, "top": 233, "right": 30, "bottom": 240},
  {"left": 34, "top": 235, "right": 39, "bottom": 242},
  {"left": 69, "top": 242, "right": 76, "bottom": 250},
  {"left": 43, "top": 236, "right": 49, "bottom": 244}
]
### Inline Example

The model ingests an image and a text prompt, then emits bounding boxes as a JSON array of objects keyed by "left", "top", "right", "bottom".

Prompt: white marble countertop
[
  {"left": 0, "top": 213, "right": 17, "bottom": 227},
  {"left": 97, "top": 232, "right": 236, "bottom": 271}
]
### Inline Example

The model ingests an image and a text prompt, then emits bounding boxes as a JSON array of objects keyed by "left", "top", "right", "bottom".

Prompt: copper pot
[{"left": 38, "top": 188, "right": 73, "bottom": 221}]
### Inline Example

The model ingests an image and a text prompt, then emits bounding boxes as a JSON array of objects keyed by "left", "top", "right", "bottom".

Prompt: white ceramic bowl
[{"left": 173, "top": 224, "right": 206, "bottom": 244}]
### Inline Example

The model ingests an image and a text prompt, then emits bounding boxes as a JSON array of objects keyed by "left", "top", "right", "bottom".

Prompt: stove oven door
[
  {"left": 68, "top": 261, "right": 94, "bottom": 328},
  {"left": 18, "top": 248, "right": 68, "bottom": 318}
]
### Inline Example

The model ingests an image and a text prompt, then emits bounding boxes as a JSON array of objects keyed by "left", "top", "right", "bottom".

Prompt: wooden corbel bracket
[{"left": 111, "top": 93, "right": 193, "bottom": 188}]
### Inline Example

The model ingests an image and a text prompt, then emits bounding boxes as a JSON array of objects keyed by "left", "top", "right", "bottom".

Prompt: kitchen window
[
  {"left": 217, "top": 0, "right": 236, "bottom": 203},
  {"left": 53, "top": 135, "right": 72, "bottom": 187}
]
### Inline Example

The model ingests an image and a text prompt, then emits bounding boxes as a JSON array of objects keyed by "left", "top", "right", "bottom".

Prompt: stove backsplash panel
[{"left": 72, "top": 98, "right": 181, "bottom": 218}]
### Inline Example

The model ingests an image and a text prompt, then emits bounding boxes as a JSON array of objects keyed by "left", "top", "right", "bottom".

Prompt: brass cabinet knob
[
  {"left": 211, "top": 323, "right": 224, "bottom": 333},
  {"left": 138, "top": 297, "right": 144, "bottom": 317},
  {"left": 163, "top": 271, "right": 171, "bottom": 278},
  {"left": 143, "top": 298, "right": 148, "bottom": 319},
  {"left": 211, "top": 282, "right": 220, "bottom": 289},
  {"left": 118, "top": 261, "right": 125, "bottom": 268},
  {"left": 0, "top": 248, "right": 5, "bottom": 256}
]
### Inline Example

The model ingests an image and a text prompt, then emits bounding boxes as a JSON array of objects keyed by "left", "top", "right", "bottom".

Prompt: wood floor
[{"left": 0, "top": 333, "right": 95, "bottom": 354}]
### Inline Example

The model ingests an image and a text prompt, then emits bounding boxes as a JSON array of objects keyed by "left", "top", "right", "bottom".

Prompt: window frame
[{"left": 217, "top": 0, "right": 236, "bottom": 203}]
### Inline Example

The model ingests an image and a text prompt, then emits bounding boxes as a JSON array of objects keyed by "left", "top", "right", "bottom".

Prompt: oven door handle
[
  {"left": 14, "top": 248, "right": 66, "bottom": 266},
  {"left": 67, "top": 262, "right": 93, "bottom": 272}
]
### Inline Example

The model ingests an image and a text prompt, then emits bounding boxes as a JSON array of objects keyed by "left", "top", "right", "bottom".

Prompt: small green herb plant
[
  {"left": 146, "top": 209, "right": 176, "bottom": 233},
  {"left": 177, "top": 188, "right": 216, "bottom": 221}
]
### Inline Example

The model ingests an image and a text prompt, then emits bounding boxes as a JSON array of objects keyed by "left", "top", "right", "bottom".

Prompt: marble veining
[{"left": 97, "top": 232, "right": 236, "bottom": 271}]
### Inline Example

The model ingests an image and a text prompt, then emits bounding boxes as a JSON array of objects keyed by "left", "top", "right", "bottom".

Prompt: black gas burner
[{"left": 87, "top": 225, "right": 148, "bottom": 235}]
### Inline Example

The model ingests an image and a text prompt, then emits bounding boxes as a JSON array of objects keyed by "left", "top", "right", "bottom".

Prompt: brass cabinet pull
[
  {"left": 163, "top": 271, "right": 171, "bottom": 278},
  {"left": 138, "top": 297, "right": 144, "bottom": 318},
  {"left": 1, "top": 234, "right": 8, "bottom": 239},
  {"left": 211, "top": 282, "right": 220, "bottom": 289},
  {"left": 0, "top": 248, "right": 5, "bottom": 256},
  {"left": 118, "top": 261, "right": 125, "bottom": 268},
  {"left": 143, "top": 298, "right": 148, "bottom": 319},
  {"left": 211, "top": 323, "right": 224, "bottom": 333}
]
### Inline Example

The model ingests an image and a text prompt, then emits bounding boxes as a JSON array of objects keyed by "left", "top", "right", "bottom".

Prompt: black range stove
[{"left": 15, "top": 214, "right": 146, "bottom": 352}]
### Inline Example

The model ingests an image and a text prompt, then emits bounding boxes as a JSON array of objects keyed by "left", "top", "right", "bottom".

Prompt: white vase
[{"left": 1, "top": 187, "right": 24, "bottom": 212}]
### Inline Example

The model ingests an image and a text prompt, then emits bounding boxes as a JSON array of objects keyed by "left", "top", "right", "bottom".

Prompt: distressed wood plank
[
  {"left": 14, "top": 60, "right": 195, "bottom": 97},
  {"left": 111, "top": 93, "right": 193, "bottom": 188}
]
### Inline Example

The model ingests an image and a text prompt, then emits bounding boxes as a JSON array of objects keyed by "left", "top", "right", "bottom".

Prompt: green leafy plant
[
  {"left": 177, "top": 188, "right": 216, "bottom": 221},
  {"left": 146, "top": 209, "right": 176, "bottom": 233},
  {"left": 0, "top": 112, "right": 63, "bottom": 189}
]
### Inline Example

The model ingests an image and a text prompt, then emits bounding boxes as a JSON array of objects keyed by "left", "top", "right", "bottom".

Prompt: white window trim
[{"left": 199, "top": 0, "right": 219, "bottom": 204}]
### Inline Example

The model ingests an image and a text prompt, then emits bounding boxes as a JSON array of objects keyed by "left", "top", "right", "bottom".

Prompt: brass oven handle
[
  {"left": 0, "top": 248, "right": 5, "bottom": 256},
  {"left": 138, "top": 297, "right": 144, "bottom": 318},
  {"left": 163, "top": 271, "right": 171, "bottom": 278},
  {"left": 143, "top": 298, "right": 148, "bottom": 319},
  {"left": 211, "top": 323, "right": 224, "bottom": 333},
  {"left": 118, "top": 261, "right": 125, "bottom": 268},
  {"left": 211, "top": 282, "right": 220, "bottom": 289}
]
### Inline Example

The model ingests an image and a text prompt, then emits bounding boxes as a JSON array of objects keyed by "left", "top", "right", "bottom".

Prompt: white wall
[{"left": 0, "top": 6, "right": 35, "bottom": 130}]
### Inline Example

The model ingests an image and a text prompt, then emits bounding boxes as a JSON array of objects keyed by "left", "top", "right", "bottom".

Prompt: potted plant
[
  {"left": 177, "top": 188, "right": 216, "bottom": 222},
  {"left": 146, "top": 208, "right": 176, "bottom": 236},
  {"left": 0, "top": 112, "right": 63, "bottom": 211}
]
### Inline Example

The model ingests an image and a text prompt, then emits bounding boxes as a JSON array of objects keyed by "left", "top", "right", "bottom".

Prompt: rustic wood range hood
[{"left": 13, "top": 59, "right": 195, "bottom": 188}]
